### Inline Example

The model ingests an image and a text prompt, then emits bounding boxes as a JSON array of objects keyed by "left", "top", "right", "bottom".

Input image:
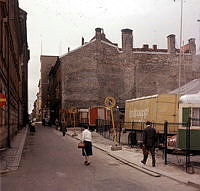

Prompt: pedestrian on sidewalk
[
  {"left": 81, "top": 125, "right": 93, "bottom": 166},
  {"left": 42, "top": 119, "right": 45, "bottom": 127},
  {"left": 55, "top": 118, "right": 59, "bottom": 129},
  {"left": 141, "top": 121, "right": 157, "bottom": 167}
]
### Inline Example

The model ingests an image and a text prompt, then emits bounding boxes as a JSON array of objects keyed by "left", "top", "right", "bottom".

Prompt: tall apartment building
[
  {"left": 0, "top": 0, "right": 29, "bottom": 148},
  {"left": 48, "top": 57, "right": 61, "bottom": 122},
  {"left": 40, "top": 56, "right": 57, "bottom": 119}
]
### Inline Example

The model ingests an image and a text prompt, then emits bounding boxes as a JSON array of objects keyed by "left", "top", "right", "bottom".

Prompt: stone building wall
[
  {"left": 40, "top": 55, "right": 57, "bottom": 119},
  {"left": 0, "top": 0, "right": 29, "bottom": 148},
  {"left": 19, "top": 8, "right": 30, "bottom": 126},
  {"left": 132, "top": 53, "right": 194, "bottom": 97},
  {"left": 48, "top": 57, "right": 61, "bottom": 122},
  {"left": 60, "top": 28, "right": 200, "bottom": 111},
  {"left": 61, "top": 40, "right": 125, "bottom": 109}
]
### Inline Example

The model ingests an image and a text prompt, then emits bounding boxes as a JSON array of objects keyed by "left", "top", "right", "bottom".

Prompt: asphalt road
[{"left": 1, "top": 126, "right": 199, "bottom": 191}]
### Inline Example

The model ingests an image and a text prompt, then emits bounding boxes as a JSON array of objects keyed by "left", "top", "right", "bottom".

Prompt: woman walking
[{"left": 82, "top": 126, "right": 92, "bottom": 165}]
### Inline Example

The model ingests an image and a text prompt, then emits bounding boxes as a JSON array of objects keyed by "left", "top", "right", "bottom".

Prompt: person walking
[
  {"left": 42, "top": 119, "right": 45, "bottom": 127},
  {"left": 141, "top": 121, "right": 157, "bottom": 167},
  {"left": 81, "top": 126, "right": 93, "bottom": 166}
]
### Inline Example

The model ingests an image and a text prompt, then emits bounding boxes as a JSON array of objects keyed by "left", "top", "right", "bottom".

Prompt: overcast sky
[{"left": 18, "top": 0, "right": 200, "bottom": 113}]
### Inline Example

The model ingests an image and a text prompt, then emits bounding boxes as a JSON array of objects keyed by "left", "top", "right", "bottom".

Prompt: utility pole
[
  {"left": 197, "top": 19, "right": 200, "bottom": 54},
  {"left": 178, "top": 0, "right": 183, "bottom": 94}
]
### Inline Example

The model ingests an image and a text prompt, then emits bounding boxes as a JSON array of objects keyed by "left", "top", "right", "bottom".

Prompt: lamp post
[
  {"left": 69, "top": 106, "right": 77, "bottom": 137},
  {"left": 7, "top": 0, "right": 11, "bottom": 148},
  {"left": 197, "top": 19, "right": 200, "bottom": 54}
]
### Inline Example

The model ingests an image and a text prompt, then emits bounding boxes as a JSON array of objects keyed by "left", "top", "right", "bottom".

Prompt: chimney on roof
[
  {"left": 121, "top": 28, "right": 133, "bottom": 52},
  {"left": 153, "top": 45, "right": 157, "bottom": 51},
  {"left": 101, "top": 33, "right": 106, "bottom": 40},
  {"left": 167, "top": 34, "right": 176, "bottom": 53},
  {"left": 68, "top": 47, "right": 70, "bottom": 52},
  {"left": 188, "top": 38, "right": 196, "bottom": 55},
  {"left": 82, "top": 37, "right": 84, "bottom": 45},
  {"left": 143, "top": 44, "right": 149, "bottom": 50},
  {"left": 101, "top": 28, "right": 106, "bottom": 40},
  {"left": 95, "top": 28, "right": 102, "bottom": 40}
]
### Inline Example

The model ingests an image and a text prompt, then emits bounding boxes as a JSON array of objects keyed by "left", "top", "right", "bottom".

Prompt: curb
[
  {"left": 12, "top": 127, "right": 28, "bottom": 170},
  {"left": 106, "top": 152, "right": 161, "bottom": 177},
  {"left": 63, "top": 131, "right": 200, "bottom": 188},
  {"left": 0, "top": 169, "right": 10, "bottom": 175},
  {"left": 188, "top": 181, "right": 200, "bottom": 189},
  {"left": 0, "top": 127, "right": 28, "bottom": 175}
]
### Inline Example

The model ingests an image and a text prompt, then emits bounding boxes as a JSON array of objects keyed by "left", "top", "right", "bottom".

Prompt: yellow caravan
[{"left": 125, "top": 94, "right": 180, "bottom": 134}]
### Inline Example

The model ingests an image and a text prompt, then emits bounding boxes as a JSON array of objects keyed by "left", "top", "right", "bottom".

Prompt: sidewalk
[
  {"left": 0, "top": 127, "right": 28, "bottom": 174},
  {"left": 66, "top": 128, "right": 200, "bottom": 189}
]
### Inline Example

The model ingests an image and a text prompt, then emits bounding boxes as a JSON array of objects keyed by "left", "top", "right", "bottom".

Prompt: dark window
[{"left": 182, "top": 107, "right": 191, "bottom": 124}]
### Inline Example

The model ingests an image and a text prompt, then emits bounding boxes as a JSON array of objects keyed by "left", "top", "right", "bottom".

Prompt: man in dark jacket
[{"left": 141, "top": 121, "right": 157, "bottom": 167}]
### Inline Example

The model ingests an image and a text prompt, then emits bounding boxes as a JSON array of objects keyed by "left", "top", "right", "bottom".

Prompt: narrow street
[{"left": 1, "top": 125, "right": 198, "bottom": 191}]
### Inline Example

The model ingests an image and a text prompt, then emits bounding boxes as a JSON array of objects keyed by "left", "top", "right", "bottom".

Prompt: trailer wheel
[{"left": 128, "top": 132, "right": 137, "bottom": 147}]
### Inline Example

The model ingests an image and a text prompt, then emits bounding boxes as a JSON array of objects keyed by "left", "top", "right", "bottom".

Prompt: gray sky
[{"left": 18, "top": 0, "right": 200, "bottom": 113}]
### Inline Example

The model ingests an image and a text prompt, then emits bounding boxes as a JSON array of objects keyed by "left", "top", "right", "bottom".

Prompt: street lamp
[
  {"left": 7, "top": 0, "right": 11, "bottom": 148},
  {"left": 197, "top": 19, "right": 200, "bottom": 54}
]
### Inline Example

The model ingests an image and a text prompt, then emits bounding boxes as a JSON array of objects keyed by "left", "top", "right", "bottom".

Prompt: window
[
  {"left": 182, "top": 107, "right": 191, "bottom": 124},
  {"left": 192, "top": 108, "right": 200, "bottom": 126}
]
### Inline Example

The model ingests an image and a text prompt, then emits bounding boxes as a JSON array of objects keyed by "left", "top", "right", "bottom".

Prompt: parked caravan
[
  {"left": 125, "top": 94, "right": 179, "bottom": 133},
  {"left": 178, "top": 94, "right": 200, "bottom": 151},
  {"left": 125, "top": 93, "right": 200, "bottom": 151},
  {"left": 88, "top": 106, "right": 111, "bottom": 130},
  {"left": 124, "top": 94, "right": 180, "bottom": 146},
  {"left": 79, "top": 109, "right": 89, "bottom": 126}
]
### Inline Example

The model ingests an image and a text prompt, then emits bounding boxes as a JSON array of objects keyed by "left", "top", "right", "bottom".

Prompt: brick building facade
[
  {"left": 60, "top": 28, "right": 200, "bottom": 110},
  {"left": 39, "top": 28, "right": 200, "bottom": 123},
  {"left": 48, "top": 57, "right": 61, "bottom": 122},
  {"left": 0, "top": 0, "right": 29, "bottom": 148},
  {"left": 40, "top": 56, "right": 57, "bottom": 119}
]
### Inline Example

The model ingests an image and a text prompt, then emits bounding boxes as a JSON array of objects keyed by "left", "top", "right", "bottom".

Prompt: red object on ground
[{"left": 0, "top": 93, "right": 6, "bottom": 107}]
